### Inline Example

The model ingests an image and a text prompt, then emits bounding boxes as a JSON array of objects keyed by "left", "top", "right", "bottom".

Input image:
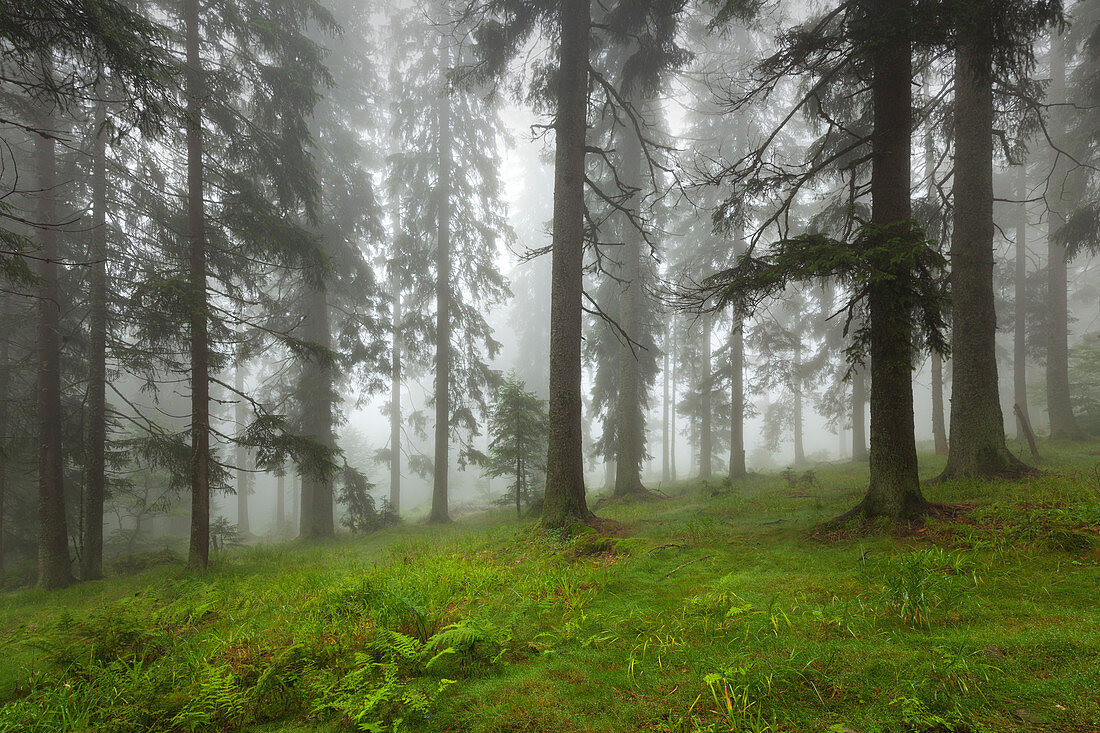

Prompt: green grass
[{"left": 1, "top": 440, "right": 1098, "bottom": 732}]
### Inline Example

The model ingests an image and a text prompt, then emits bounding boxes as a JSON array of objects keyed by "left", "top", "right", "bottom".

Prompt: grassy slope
[{"left": 1, "top": 442, "right": 1098, "bottom": 732}]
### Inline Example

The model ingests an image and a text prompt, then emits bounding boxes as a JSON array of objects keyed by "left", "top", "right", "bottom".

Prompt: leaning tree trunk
[
  {"left": 848, "top": 0, "right": 928, "bottom": 519},
  {"left": 941, "top": 16, "right": 1030, "bottom": 479},
  {"left": 1045, "top": 30, "right": 1083, "bottom": 441},
  {"left": 543, "top": 0, "right": 593, "bottom": 528},
  {"left": 698, "top": 314, "right": 713, "bottom": 479},
  {"left": 300, "top": 283, "right": 335, "bottom": 537},
  {"left": 1014, "top": 162, "right": 1032, "bottom": 439},
  {"left": 234, "top": 359, "right": 250, "bottom": 536},
  {"left": 613, "top": 105, "right": 647, "bottom": 497},
  {"left": 185, "top": 0, "right": 211, "bottom": 570},
  {"left": 429, "top": 46, "right": 453, "bottom": 524},
  {"left": 35, "top": 79, "right": 73, "bottom": 589},
  {"left": 82, "top": 95, "right": 108, "bottom": 580}
]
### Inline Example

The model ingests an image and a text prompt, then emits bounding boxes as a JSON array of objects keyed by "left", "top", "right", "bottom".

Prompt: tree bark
[
  {"left": 849, "top": 0, "right": 928, "bottom": 519},
  {"left": 35, "top": 79, "right": 73, "bottom": 589},
  {"left": 670, "top": 318, "right": 677, "bottom": 480},
  {"left": 941, "top": 14, "right": 1030, "bottom": 478},
  {"left": 185, "top": 0, "right": 211, "bottom": 570},
  {"left": 698, "top": 314, "right": 713, "bottom": 478},
  {"left": 300, "top": 284, "right": 335, "bottom": 537},
  {"left": 276, "top": 472, "right": 285, "bottom": 529},
  {"left": 932, "top": 353, "right": 948, "bottom": 454},
  {"left": 234, "top": 359, "right": 250, "bottom": 536},
  {"left": 851, "top": 366, "right": 868, "bottom": 462},
  {"left": 0, "top": 303, "right": 7, "bottom": 571},
  {"left": 82, "top": 95, "right": 108, "bottom": 580},
  {"left": 613, "top": 106, "right": 646, "bottom": 496},
  {"left": 1045, "top": 30, "right": 1082, "bottom": 441},
  {"left": 429, "top": 46, "right": 453, "bottom": 524},
  {"left": 729, "top": 225, "right": 746, "bottom": 480},
  {"left": 543, "top": 0, "right": 593, "bottom": 528},
  {"left": 1014, "top": 163, "right": 1032, "bottom": 440},
  {"left": 793, "top": 335, "right": 805, "bottom": 466}
]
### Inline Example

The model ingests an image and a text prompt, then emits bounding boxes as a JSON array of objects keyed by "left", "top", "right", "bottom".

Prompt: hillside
[{"left": 1, "top": 445, "right": 1098, "bottom": 732}]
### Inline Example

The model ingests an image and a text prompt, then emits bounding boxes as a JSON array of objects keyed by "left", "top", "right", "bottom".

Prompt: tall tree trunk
[
  {"left": 1045, "top": 30, "right": 1082, "bottom": 440},
  {"left": 698, "top": 314, "right": 713, "bottom": 478},
  {"left": 543, "top": 0, "right": 593, "bottom": 528},
  {"left": 932, "top": 354, "right": 948, "bottom": 454},
  {"left": 291, "top": 470, "right": 300, "bottom": 530},
  {"left": 851, "top": 366, "right": 868, "bottom": 462},
  {"left": 389, "top": 264, "right": 402, "bottom": 516},
  {"left": 276, "top": 472, "right": 285, "bottom": 529},
  {"left": 35, "top": 80, "right": 73, "bottom": 589},
  {"left": 1014, "top": 163, "right": 1031, "bottom": 439},
  {"left": 300, "top": 284, "right": 334, "bottom": 537},
  {"left": 925, "top": 129, "right": 949, "bottom": 455},
  {"left": 662, "top": 325, "right": 671, "bottom": 482},
  {"left": 670, "top": 318, "right": 677, "bottom": 480},
  {"left": 613, "top": 108, "right": 646, "bottom": 496},
  {"left": 82, "top": 95, "right": 108, "bottom": 580},
  {"left": 793, "top": 336, "right": 805, "bottom": 466},
  {"left": 941, "top": 13, "right": 1029, "bottom": 478},
  {"left": 0, "top": 305, "right": 7, "bottom": 571},
  {"left": 430, "top": 47, "right": 453, "bottom": 524},
  {"left": 729, "top": 315, "right": 746, "bottom": 479},
  {"left": 849, "top": 0, "right": 928, "bottom": 518},
  {"left": 234, "top": 359, "right": 250, "bottom": 535},
  {"left": 185, "top": 0, "right": 211, "bottom": 570}
]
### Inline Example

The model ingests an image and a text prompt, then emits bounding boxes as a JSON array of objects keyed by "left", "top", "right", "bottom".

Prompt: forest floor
[{"left": 0, "top": 441, "right": 1098, "bottom": 732}]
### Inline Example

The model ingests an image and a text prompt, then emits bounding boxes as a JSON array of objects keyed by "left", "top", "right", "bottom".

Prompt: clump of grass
[{"left": 870, "top": 548, "right": 980, "bottom": 629}]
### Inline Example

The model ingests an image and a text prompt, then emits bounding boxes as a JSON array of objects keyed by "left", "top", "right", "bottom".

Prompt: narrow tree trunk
[
  {"left": 301, "top": 284, "right": 335, "bottom": 537},
  {"left": 698, "top": 314, "right": 713, "bottom": 478},
  {"left": 793, "top": 336, "right": 805, "bottom": 466},
  {"left": 82, "top": 95, "right": 108, "bottom": 580},
  {"left": 670, "top": 318, "right": 677, "bottom": 480},
  {"left": 35, "top": 80, "right": 73, "bottom": 589},
  {"left": 1014, "top": 163, "right": 1031, "bottom": 440},
  {"left": 851, "top": 366, "right": 868, "bottom": 462},
  {"left": 729, "top": 315, "right": 746, "bottom": 479},
  {"left": 185, "top": 0, "right": 211, "bottom": 570},
  {"left": 543, "top": 0, "right": 593, "bottom": 528},
  {"left": 1045, "top": 30, "right": 1082, "bottom": 441},
  {"left": 613, "top": 108, "right": 646, "bottom": 496},
  {"left": 234, "top": 359, "right": 250, "bottom": 536},
  {"left": 849, "top": 0, "right": 928, "bottom": 519},
  {"left": 661, "top": 325, "right": 671, "bottom": 482},
  {"left": 291, "top": 471, "right": 300, "bottom": 530},
  {"left": 941, "top": 15, "right": 1030, "bottom": 478},
  {"left": 389, "top": 264, "right": 402, "bottom": 516},
  {"left": 430, "top": 47, "right": 453, "bottom": 524},
  {"left": 276, "top": 472, "right": 285, "bottom": 529},
  {"left": 932, "top": 354, "right": 948, "bottom": 454}
]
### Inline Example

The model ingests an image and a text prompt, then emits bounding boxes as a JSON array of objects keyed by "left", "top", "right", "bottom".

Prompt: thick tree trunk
[
  {"left": 662, "top": 326, "right": 671, "bottom": 482},
  {"left": 1014, "top": 163, "right": 1032, "bottom": 440},
  {"left": 0, "top": 306, "right": 7, "bottom": 571},
  {"left": 300, "top": 284, "right": 335, "bottom": 537},
  {"left": 82, "top": 96, "right": 108, "bottom": 580},
  {"left": 234, "top": 360, "right": 250, "bottom": 535},
  {"left": 543, "top": 0, "right": 593, "bottom": 528},
  {"left": 185, "top": 0, "right": 211, "bottom": 570},
  {"left": 1045, "top": 30, "right": 1082, "bottom": 441},
  {"left": 941, "top": 19, "right": 1030, "bottom": 478},
  {"left": 850, "top": 0, "right": 928, "bottom": 519},
  {"left": 613, "top": 109, "right": 646, "bottom": 496},
  {"left": 389, "top": 264, "right": 402, "bottom": 516},
  {"left": 851, "top": 366, "right": 868, "bottom": 462},
  {"left": 35, "top": 87, "right": 73, "bottom": 589},
  {"left": 430, "top": 47, "right": 453, "bottom": 524},
  {"left": 698, "top": 314, "right": 713, "bottom": 478}
]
